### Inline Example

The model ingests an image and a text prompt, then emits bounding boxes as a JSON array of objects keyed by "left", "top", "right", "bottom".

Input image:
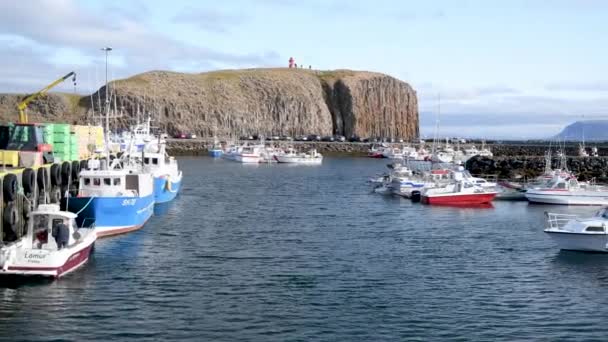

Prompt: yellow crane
[{"left": 17, "top": 71, "right": 77, "bottom": 123}]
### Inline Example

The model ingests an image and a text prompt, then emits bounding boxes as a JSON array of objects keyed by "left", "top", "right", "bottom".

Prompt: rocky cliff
[{"left": 0, "top": 68, "right": 418, "bottom": 139}]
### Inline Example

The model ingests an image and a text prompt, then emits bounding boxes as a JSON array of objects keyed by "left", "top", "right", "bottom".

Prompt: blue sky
[{"left": 0, "top": 0, "right": 607, "bottom": 138}]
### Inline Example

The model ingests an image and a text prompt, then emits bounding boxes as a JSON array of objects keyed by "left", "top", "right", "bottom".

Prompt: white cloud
[{"left": 0, "top": 0, "right": 281, "bottom": 92}]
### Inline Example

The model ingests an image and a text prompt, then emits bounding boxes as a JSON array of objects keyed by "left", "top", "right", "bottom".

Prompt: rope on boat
[{"left": 74, "top": 196, "right": 96, "bottom": 216}]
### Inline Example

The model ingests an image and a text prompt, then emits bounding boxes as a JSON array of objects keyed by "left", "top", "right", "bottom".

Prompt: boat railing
[{"left": 545, "top": 212, "right": 578, "bottom": 230}]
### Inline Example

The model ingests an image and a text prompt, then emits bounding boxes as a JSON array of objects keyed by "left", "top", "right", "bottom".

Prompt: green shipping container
[{"left": 53, "top": 124, "right": 70, "bottom": 134}]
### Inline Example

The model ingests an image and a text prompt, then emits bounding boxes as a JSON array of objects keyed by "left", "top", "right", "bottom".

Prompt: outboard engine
[{"left": 411, "top": 191, "right": 422, "bottom": 203}]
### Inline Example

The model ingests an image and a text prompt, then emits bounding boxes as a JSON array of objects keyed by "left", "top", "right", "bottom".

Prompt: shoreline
[{"left": 166, "top": 139, "right": 608, "bottom": 158}]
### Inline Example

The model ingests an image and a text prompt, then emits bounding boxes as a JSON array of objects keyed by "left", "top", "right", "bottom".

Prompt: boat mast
[{"left": 431, "top": 93, "right": 440, "bottom": 156}]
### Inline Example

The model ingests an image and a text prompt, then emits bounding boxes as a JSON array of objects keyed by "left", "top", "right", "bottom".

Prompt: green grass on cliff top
[{"left": 115, "top": 68, "right": 359, "bottom": 85}]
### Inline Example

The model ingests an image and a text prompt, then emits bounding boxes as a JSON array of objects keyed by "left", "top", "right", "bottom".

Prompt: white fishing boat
[
  {"left": 545, "top": 209, "right": 608, "bottom": 252},
  {"left": 275, "top": 148, "right": 323, "bottom": 164},
  {"left": 234, "top": 145, "right": 263, "bottom": 163},
  {"left": 0, "top": 204, "right": 96, "bottom": 278},
  {"left": 260, "top": 145, "right": 282, "bottom": 163},
  {"left": 388, "top": 166, "right": 434, "bottom": 198},
  {"left": 382, "top": 147, "right": 404, "bottom": 159},
  {"left": 222, "top": 144, "right": 240, "bottom": 161},
  {"left": 525, "top": 174, "right": 608, "bottom": 205}
]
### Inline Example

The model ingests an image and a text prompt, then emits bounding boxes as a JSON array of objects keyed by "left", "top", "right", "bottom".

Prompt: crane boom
[{"left": 18, "top": 71, "right": 76, "bottom": 123}]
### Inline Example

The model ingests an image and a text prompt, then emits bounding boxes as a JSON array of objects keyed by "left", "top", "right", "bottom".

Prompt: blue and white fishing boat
[
  {"left": 209, "top": 141, "right": 223, "bottom": 158},
  {"left": 67, "top": 159, "right": 155, "bottom": 237},
  {"left": 141, "top": 135, "right": 182, "bottom": 203}
]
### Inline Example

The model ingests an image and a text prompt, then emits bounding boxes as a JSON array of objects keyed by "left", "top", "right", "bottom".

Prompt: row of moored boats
[
  {"left": 210, "top": 140, "right": 323, "bottom": 164},
  {"left": 370, "top": 150, "right": 608, "bottom": 253},
  {"left": 0, "top": 117, "right": 183, "bottom": 278}
]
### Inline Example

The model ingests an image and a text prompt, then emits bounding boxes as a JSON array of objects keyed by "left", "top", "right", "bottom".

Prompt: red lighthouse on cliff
[{"left": 289, "top": 57, "right": 295, "bottom": 68}]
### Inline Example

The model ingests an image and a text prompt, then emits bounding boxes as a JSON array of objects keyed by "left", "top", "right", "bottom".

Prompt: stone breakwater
[
  {"left": 466, "top": 156, "right": 608, "bottom": 182},
  {"left": 167, "top": 140, "right": 608, "bottom": 158},
  {"left": 166, "top": 140, "right": 372, "bottom": 156}
]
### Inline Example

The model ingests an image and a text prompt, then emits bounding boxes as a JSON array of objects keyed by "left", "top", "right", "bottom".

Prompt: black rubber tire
[
  {"left": 71, "top": 160, "right": 81, "bottom": 182},
  {"left": 22, "top": 168, "right": 35, "bottom": 195},
  {"left": 79, "top": 160, "right": 88, "bottom": 172},
  {"left": 37, "top": 167, "right": 48, "bottom": 190},
  {"left": 61, "top": 162, "right": 71, "bottom": 185},
  {"left": 50, "top": 164, "right": 61, "bottom": 186},
  {"left": 3, "top": 202, "right": 18, "bottom": 228},
  {"left": 3, "top": 174, "right": 17, "bottom": 202}
]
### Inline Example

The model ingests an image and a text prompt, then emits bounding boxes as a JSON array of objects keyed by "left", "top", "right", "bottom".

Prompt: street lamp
[
  {"left": 101, "top": 47, "right": 112, "bottom": 136},
  {"left": 101, "top": 47, "right": 112, "bottom": 103}
]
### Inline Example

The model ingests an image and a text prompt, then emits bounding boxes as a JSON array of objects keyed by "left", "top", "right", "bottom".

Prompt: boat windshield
[{"left": 33, "top": 214, "right": 50, "bottom": 232}]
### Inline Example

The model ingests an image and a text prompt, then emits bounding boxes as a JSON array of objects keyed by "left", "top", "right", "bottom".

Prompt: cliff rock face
[
  {"left": 0, "top": 93, "right": 85, "bottom": 124},
  {"left": 0, "top": 68, "right": 419, "bottom": 140}
]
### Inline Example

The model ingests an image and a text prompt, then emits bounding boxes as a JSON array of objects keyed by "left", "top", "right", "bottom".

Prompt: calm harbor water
[{"left": 2, "top": 157, "right": 608, "bottom": 341}]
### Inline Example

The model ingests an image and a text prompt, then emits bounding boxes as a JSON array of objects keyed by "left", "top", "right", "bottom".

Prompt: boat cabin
[
  {"left": 544, "top": 176, "right": 579, "bottom": 190},
  {"left": 29, "top": 205, "right": 78, "bottom": 250},
  {"left": 78, "top": 169, "right": 135, "bottom": 197}
]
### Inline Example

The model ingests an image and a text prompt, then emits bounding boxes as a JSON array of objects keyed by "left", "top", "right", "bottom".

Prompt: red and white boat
[
  {"left": 421, "top": 180, "right": 497, "bottom": 205},
  {"left": 367, "top": 144, "right": 386, "bottom": 158},
  {"left": 0, "top": 204, "right": 96, "bottom": 279}
]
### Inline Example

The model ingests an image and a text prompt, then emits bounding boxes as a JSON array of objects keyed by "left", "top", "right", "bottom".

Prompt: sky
[{"left": 0, "top": 0, "right": 607, "bottom": 139}]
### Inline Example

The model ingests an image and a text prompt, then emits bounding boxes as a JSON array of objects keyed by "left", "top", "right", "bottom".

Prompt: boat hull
[
  {"left": 235, "top": 154, "right": 261, "bottom": 163},
  {"left": 526, "top": 191, "right": 608, "bottom": 205},
  {"left": 422, "top": 193, "right": 496, "bottom": 205},
  {"left": 274, "top": 156, "right": 323, "bottom": 164},
  {"left": 68, "top": 195, "right": 155, "bottom": 237},
  {"left": 0, "top": 235, "right": 95, "bottom": 278},
  {"left": 545, "top": 231, "right": 608, "bottom": 252},
  {"left": 154, "top": 175, "right": 182, "bottom": 204},
  {"left": 209, "top": 149, "right": 223, "bottom": 157}
]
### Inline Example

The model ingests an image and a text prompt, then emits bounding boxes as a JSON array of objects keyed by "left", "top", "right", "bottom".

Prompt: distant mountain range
[{"left": 554, "top": 120, "right": 608, "bottom": 141}]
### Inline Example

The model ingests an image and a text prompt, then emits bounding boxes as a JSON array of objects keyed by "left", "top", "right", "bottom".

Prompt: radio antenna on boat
[{"left": 431, "top": 93, "right": 441, "bottom": 157}]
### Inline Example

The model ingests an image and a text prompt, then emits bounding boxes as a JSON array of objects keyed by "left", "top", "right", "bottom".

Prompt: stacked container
[
  {"left": 71, "top": 125, "right": 105, "bottom": 159},
  {"left": 51, "top": 124, "right": 72, "bottom": 161}
]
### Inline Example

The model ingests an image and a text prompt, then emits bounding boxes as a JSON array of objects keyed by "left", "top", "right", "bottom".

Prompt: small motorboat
[
  {"left": 0, "top": 204, "right": 96, "bottom": 278},
  {"left": 525, "top": 174, "right": 608, "bottom": 205},
  {"left": 421, "top": 180, "right": 497, "bottom": 205},
  {"left": 545, "top": 209, "right": 608, "bottom": 252},
  {"left": 368, "top": 144, "right": 388, "bottom": 158}
]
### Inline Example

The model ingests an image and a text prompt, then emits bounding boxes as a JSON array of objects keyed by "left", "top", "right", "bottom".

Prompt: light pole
[{"left": 101, "top": 47, "right": 112, "bottom": 135}]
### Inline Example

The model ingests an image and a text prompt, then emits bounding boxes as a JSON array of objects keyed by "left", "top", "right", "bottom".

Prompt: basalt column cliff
[{"left": 0, "top": 68, "right": 419, "bottom": 139}]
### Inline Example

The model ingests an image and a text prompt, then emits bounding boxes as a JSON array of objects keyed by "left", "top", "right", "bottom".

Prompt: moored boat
[
  {"left": 545, "top": 209, "right": 608, "bottom": 252},
  {"left": 234, "top": 145, "right": 263, "bottom": 163},
  {"left": 0, "top": 204, "right": 96, "bottom": 278},
  {"left": 525, "top": 174, "right": 608, "bottom": 205},
  {"left": 67, "top": 160, "right": 154, "bottom": 237},
  {"left": 275, "top": 148, "right": 323, "bottom": 164},
  {"left": 421, "top": 180, "right": 497, "bottom": 205},
  {"left": 141, "top": 138, "right": 182, "bottom": 204}
]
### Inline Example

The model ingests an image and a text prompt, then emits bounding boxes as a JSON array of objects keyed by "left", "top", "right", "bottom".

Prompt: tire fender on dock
[{"left": 3, "top": 174, "right": 17, "bottom": 203}]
